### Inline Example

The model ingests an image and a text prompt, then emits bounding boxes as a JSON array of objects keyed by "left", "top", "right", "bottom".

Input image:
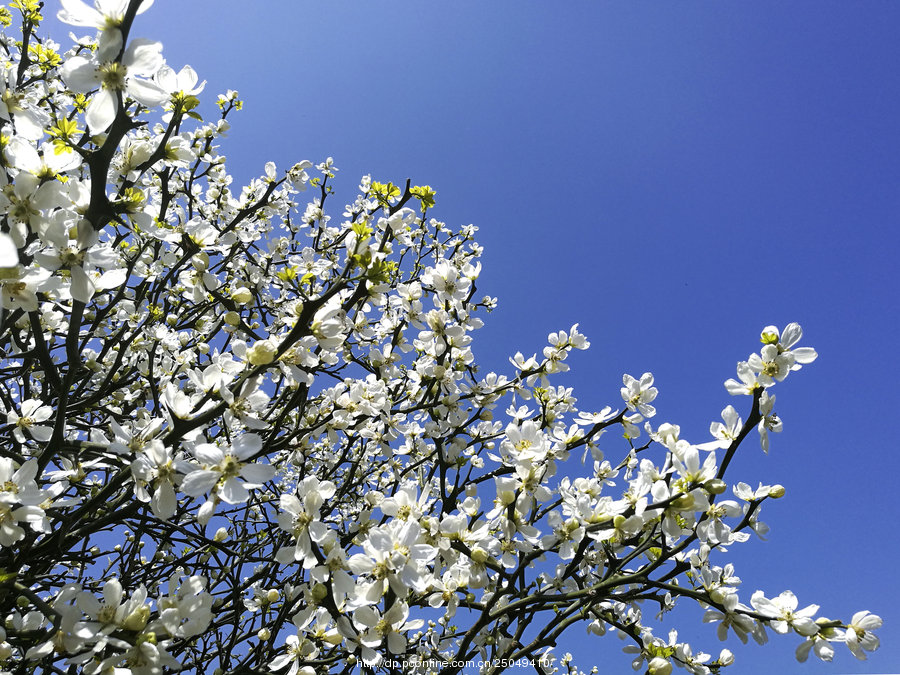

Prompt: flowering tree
[{"left": 0, "top": 1, "right": 883, "bottom": 674}]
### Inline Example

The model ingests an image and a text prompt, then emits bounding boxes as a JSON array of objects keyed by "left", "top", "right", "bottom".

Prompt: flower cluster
[{"left": 0, "top": 2, "right": 881, "bottom": 674}]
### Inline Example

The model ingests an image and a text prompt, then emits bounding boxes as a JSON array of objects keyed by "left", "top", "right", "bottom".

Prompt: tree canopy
[{"left": 0, "top": 2, "right": 883, "bottom": 674}]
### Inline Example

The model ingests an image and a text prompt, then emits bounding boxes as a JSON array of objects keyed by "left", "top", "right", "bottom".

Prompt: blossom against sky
[{"left": 45, "top": 2, "right": 900, "bottom": 672}]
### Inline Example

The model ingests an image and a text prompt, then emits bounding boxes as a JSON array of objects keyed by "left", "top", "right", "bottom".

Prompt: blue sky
[{"left": 46, "top": 1, "right": 900, "bottom": 672}]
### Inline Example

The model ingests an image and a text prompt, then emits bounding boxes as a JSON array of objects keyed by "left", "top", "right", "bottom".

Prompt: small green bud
[{"left": 705, "top": 479, "right": 727, "bottom": 495}]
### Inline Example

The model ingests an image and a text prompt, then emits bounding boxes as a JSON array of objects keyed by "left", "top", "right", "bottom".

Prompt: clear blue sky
[{"left": 47, "top": 2, "right": 900, "bottom": 672}]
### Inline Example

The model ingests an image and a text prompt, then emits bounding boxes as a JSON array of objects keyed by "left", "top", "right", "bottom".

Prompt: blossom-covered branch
[{"left": 0, "top": 1, "right": 880, "bottom": 674}]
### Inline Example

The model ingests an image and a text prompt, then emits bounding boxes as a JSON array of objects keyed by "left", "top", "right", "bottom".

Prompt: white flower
[
  {"left": 757, "top": 391, "right": 782, "bottom": 453},
  {"left": 647, "top": 657, "right": 672, "bottom": 675},
  {"left": 155, "top": 64, "right": 205, "bottom": 96},
  {"left": 380, "top": 483, "right": 433, "bottom": 522},
  {"left": 351, "top": 601, "right": 424, "bottom": 664},
  {"left": 0, "top": 171, "right": 66, "bottom": 243},
  {"left": 7, "top": 398, "right": 54, "bottom": 443},
  {"left": 747, "top": 344, "right": 794, "bottom": 386},
  {"left": 347, "top": 521, "right": 435, "bottom": 602},
  {"left": 276, "top": 476, "right": 336, "bottom": 568},
  {"left": 131, "top": 442, "right": 178, "bottom": 519},
  {"left": 4, "top": 137, "right": 82, "bottom": 178},
  {"left": 761, "top": 322, "right": 818, "bottom": 371},
  {"left": 61, "top": 38, "right": 168, "bottom": 132},
  {"left": 58, "top": 0, "right": 156, "bottom": 59},
  {"left": 181, "top": 434, "right": 275, "bottom": 504},
  {"left": 155, "top": 574, "right": 214, "bottom": 638},
  {"left": 269, "top": 633, "right": 316, "bottom": 675},
  {"left": 77, "top": 577, "right": 151, "bottom": 636},
  {"left": 795, "top": 634, "right": 836, "bottom": 662},
  {"left": 0, "top": 67, "right": 51, "bottom": 140},
  {"left": 842, "top": 610, "right": 882, "bottom": 660},
  {"left": 311, "top": 304, "right": 347, "bottom": 349},
  {"left": 0, "top": 458, "right": 47, "bottom": 546},
  {"left": 621, "top": 372, "right": 657, "bottom": 417},
  {"left": 750, "top": 590, "right": 819, "bottom": 636},
  {"left": 697, "top": 405, "right": 742, "bottom": 450},
  {"left": 0, "top": 265, "right": 56, "bottom": 312}
]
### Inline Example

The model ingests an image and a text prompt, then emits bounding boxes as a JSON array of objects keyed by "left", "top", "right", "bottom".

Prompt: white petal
[
  {"left": 180, "top": 469, "right": 219, "bottom": 497},
  {"left": 94, "top": 267, "right": 127, "bottom": 290},
  {"left": 126, "top": 77, "right": 169, "bottom": 107},
  {"left": 61, "top": 56, "right": 100, "bottom": 92},
  {"left": 123, "top": 39, "right": 164, "bottom": 76},
  {"left": 58, "top": 0, "right": 103, "bottom": 28},
  {"left": 28, "top": 425, "right": 53, "bottom": 442},
  {"left": 32, "top": 182, "right": 65, "bottom": 211},
  {"left": 5, "top": 137, "right": 41, "bottom": 174},
  {"left": 42, "top": 142, "right": 82, "bottom": 174},
  {"left": 152, "top": 481, "right": 176, "bottom": 519},
  {"left": 86, "top": 89, "right": 117, "bottom": 133},
  {"left": 279, "top": 494, "right": 302, "bottom": 516},
  {"left": 96, "top": 0, "right": 129, "bottom": 15},
  {"left": 0, "top": 233, "right": 18, "bottom": 267},
  {"left": 103, "top": 578, "right": 123, "bottom": 606},
  {"left": 792, "top": 347, "right": 817, "bottom": 364},
  {"left": 155, "top": 65, "right": 177, "bottom": 92},
  {"left": 240, "top": 463, "right": 275, "bottom": 485},
  {"left": 193, "top": 443, "right": 223, "bottom": 465},
  {"left": 232, "top": 434, "right": 262, "bottom": 459},
  {"left": 220, "top": 477, "right": 248, "bottom": 504},
  {"left": 12, "top": 110, "right": 48, "bottom": 142},
  {"left": 96, "top": 30, "right": 124, "bottom": 62},
  {"left": 178, "top": 65, "right": 202, "bottom": 91},
  {"left": 70, "top": 265, "right": 96, "bottom": 303},
  {"left": 780, "top": 322, "right": 803, "bottom": 348}
]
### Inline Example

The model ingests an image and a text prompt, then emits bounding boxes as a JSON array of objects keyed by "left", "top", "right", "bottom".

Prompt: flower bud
[
  {"left": 198, "top": 499, "right": 217, "bottom": 526},
  {"left": 760, "top": 327, "right": 779, "bottom": 345},
  {"left": 648, "top": 657, "right": 672, "bottom": 675},
  {"left": 704, "top": 478, "right": 727, "bottom": 495},
  {"left": 192, "top": 252, "right": 209, "bottom": 270},
  {"left": 815, "top": 617, "right": 839, "bottom": 638},
  {"left": 717, "top": 649, "right": 734, "bottom": 666},
  {"left": 246, "top": 339, "right": 277, "bottom": 365},
  {"left": 231, "top": 287, "right": 253, "bottom": 305},
  {"left": 768, "top": 484, "right": 786, "bottom": 499},
  {"left": 214, "top": 527, "right": 229, "bottom": 542},
  {"left": 470, "top": 548, "right": 489, "bottom": 565},
  {"left": 266, "top": 589, "right": 280, "bottom": 603},
  {"left": 224, "top": 311, "right": 240, "bottom": 326},
  {"left": 122, "top": 606, "right": 150, "bottom": 631},
  {"left": 310, "top": 583, "right": 328, "bottom": 604},
  {"left": 671, "top": 493, "right": 695, "bottom": 510},
  {"left": 137, "top": 631, "right": 157, "bottom": 645},
  {"left": 257, "top": 627, "right": 271, "bottom": 641}
]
